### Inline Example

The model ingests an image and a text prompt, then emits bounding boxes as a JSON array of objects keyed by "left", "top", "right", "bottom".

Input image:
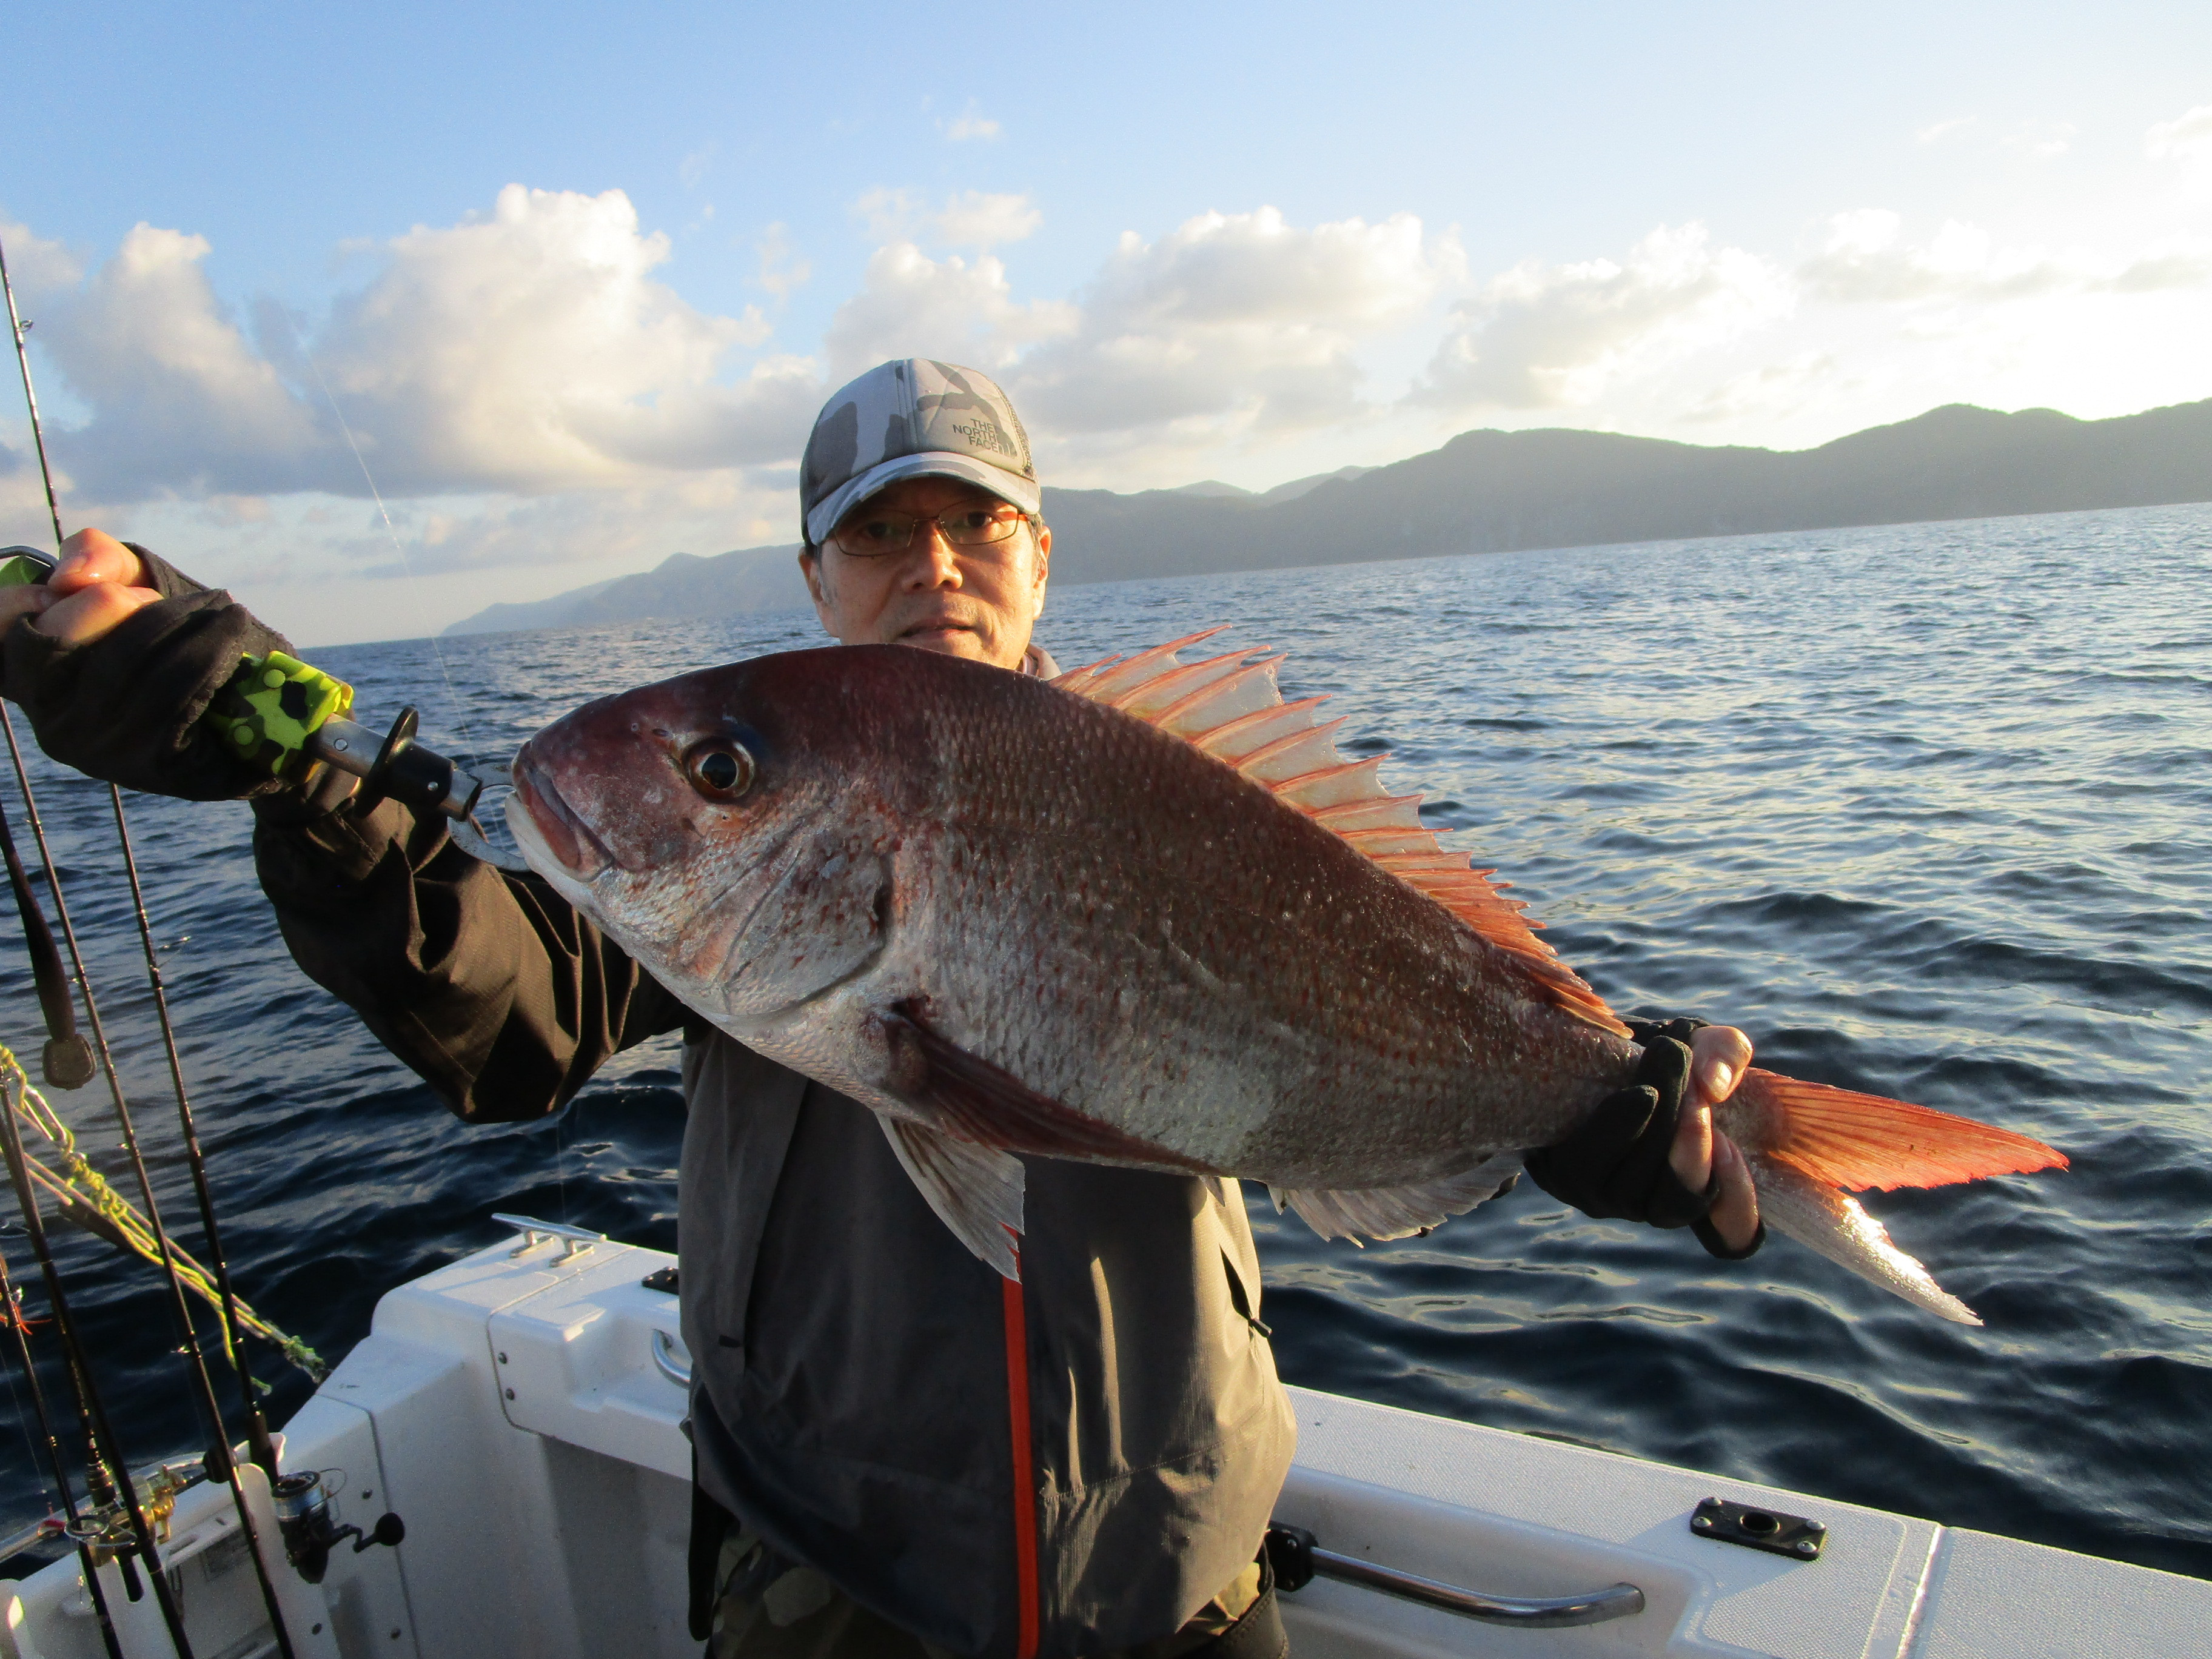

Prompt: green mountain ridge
[{"left": 443, "top": 399, "right": 2212, "bottom": 637}]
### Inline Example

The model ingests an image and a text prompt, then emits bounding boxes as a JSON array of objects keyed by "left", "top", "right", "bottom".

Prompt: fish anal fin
[
  {"left": 876, "top": 998, "right": 1210, "bottom": 1172},
  {"left": 1731, "top": 1070, "right": 2069, "bottom": 1192},
  {"left": 880, "top": 1119, "right": 1025, "bottom": 1281},
  {"left": 1281, "top": 1153, "right": 1525, "bottom": 1244},
  {"left": 1051, "top": 628, "right": 1629, "bottom": 1035}
]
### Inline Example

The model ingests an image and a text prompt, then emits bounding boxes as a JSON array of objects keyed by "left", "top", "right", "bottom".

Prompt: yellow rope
[{"left": 0, "top": 1044, "right": 325, "bottom": 1381}]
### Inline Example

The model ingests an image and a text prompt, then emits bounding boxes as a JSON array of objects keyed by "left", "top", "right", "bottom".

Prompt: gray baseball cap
[{"left": 800, "top": 360, "right": 1042, "bottom": 546}]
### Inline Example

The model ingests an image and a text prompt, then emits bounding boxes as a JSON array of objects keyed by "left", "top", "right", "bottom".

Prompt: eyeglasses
[{"left": 830, "top": 504, "right": 1035, "bottom": 558}]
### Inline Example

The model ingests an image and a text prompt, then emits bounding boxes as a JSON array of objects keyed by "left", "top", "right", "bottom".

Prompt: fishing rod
[
  {"left": 5, "top": 228, "right": 302, "bottom": 1659},
  {"left": 0, "top": 748, "right": 93, "bottom": 1091},
  {"left": 0, "top": 1242, "right": 127, "bottom": 1659},
  {"left": 0, "top": 1079, "right": 196, "bottom": 1655}
]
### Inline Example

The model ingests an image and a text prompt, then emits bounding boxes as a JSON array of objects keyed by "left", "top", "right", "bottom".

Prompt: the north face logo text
[{"left": 950, "top": 418, "right": 1017, "bottom": 458}]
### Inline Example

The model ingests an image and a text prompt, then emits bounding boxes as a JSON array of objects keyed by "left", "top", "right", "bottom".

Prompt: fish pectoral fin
[
  {"left": 1281, "top": 1153, "right": 1525, "bottom": 1244},
  {"left": 879, "top": 1118, "right": 1026, "bottom": 1281},
  {"left": 874, "top": 998, "right": 1207, "bottom": 1170}
]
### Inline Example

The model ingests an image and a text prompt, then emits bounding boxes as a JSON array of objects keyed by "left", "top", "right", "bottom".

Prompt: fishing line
[
  {"left": 279, "top": 314, "right": 482, "bottom": 764},
  {"left": 0, "top": 1335, "right": 49, "bottom": 1512},
  {"left": 0, "top": 1242, "right": 127, "bottom": 1659},
  {"left": 276, "top": 312, "right": 578, "bottom": 1218},
  {"left": 4, "top": 229, "right": 299, "bottom": 1659}
]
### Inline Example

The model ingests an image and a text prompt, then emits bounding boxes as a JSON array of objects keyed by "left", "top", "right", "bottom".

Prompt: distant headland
[{"left": 444, "top": 398, "right": 2212, "bottom": 637}]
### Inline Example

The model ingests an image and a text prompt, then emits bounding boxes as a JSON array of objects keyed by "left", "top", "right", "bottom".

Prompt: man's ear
[{"left": 799, "top": 546, "right": 839, "bottom": 637}]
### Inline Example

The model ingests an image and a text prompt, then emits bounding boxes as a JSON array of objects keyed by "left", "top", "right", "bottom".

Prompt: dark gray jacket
[
  {"left": 2, "top": 568, "right": 1296, "bottom": 1652},
  {"left": 251, "top": 744, "right": 1296, "bottom": 1659}
]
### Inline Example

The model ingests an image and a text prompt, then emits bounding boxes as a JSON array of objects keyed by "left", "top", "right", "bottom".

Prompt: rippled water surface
[{"left": 1, "top": 504, "right": 2207, "bottom": 1577}]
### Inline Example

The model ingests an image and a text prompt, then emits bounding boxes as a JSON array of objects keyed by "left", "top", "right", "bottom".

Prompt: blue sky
[{"left": 5, "top": 1, "right": 2210, "bottom": 643}]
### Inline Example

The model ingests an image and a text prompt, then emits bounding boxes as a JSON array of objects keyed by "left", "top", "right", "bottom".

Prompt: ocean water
[{"left": 0, "top": 502, "right": 2206, "bottom": 1580}]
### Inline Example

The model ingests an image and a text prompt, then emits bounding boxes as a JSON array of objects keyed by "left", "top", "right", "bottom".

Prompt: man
[{"left": 0, "top": 359, "right": 1760, "bottom": 1658}]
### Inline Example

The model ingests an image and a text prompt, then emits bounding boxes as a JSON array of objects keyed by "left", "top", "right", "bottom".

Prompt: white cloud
[
  {"left": 1801, "top": 209, "right": 2212, "bottom": 304},
  {"left": 822, "top": 243, "right": 1076, "bottom": 378},
  {"left": 0, "top": 218, "right": 82, "bottom": 292},
  {"left": 935, "top": 191, "right": 1042, "bottom": 249},
  {"left": 310, "top": 186, "right": 799, "bottom": 492},
  {"left": 854, "top": 188, "right": 1043, "bottom": 249},
  {"left": 1916, "top": 116, "right": 1975, "bottom": 144},
  {"left": 756, "top": 222, "right": 811, "bottom": 299},
  {"left": 2147, "top": 104, "right": 2212, "bottom": 163},
  {"left": 36, "top": 222, "right": 329, "bottom": 496},
  {"left": 852, "top": 187, "right": 921, "bottom": 242},
  {"left": 1680, "top": 350, "right": 1847, "bottom": 426},
  {"left": 1416, "top": 223, "right": 1790, "bottom": 410},
  {"left": 2147, "top": 104, "right": 2212, "bottom": 206},
  {"left": 15, "top": 172, "right": 2212, "bottom": 628},
  {"left": 2000, "top": 120, "right": 2076, "bottom": 158},
  {"left": 24, "top": 186, "right": 824, "bottom": 508},
  {"left": 943, "top": 101, "right": 1000, "bottom": 142},
  {"left": 354, "top": 472, "right": 785, "bottom": 579},
  {"left": 1006, "top": 207, "right": 1452, "bottom": 454}
]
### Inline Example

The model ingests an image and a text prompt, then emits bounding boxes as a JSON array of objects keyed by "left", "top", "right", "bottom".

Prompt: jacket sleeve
[
  {"left": 0, "top": 545, "right": 300, "bottom": 802},
  {"left": 252, "top": 791, "right": 691, "bottom": 1123}
]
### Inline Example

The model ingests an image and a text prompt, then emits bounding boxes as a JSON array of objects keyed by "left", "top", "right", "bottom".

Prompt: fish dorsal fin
[{"left": 1053, "top": 630, "right": 1627, "bottom": 1034}]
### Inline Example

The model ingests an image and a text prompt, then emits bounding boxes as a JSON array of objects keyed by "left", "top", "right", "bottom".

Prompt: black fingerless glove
[
  {"left": 1526, "top": 1015, "right": 1764, "bottom": 1261},
  {"left": 0, "top": 546, "right": 295, "bottom": 801}
]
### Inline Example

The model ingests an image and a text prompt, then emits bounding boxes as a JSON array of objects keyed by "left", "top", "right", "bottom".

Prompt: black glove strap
[
  {"left": 1526, "top": 1022, "right": 1712, "bottom": 1227},
  {"left": 1695, "top": 1216, "right": 1766, "bottom": 1261}
]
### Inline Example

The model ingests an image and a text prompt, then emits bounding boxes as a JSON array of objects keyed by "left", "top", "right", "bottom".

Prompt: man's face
[{"left": 800, "top": 475, "right": 1051, "bottom": 670}]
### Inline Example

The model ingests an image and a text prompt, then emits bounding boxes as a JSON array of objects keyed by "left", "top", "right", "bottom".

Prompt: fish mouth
[{"left": 508, "top": 748, "right": 617, "bottom": 879}]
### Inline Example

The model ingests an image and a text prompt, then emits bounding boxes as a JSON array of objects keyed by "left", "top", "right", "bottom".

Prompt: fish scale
[{"left": 504, "top": 631, "right": 2065, "bottom": 1321}]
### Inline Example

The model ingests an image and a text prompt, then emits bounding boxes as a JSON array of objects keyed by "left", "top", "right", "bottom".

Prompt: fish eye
[{"left": 683, "top": 740, "right": 754, "bottom": 801}]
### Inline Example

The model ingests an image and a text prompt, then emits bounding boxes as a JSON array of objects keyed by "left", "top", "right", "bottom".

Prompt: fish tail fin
[
  {"left": 1731, "top": 1067, "right": 2068, "bottom": 1190},
  {"left": 1743, "top": 1153, "right": 1986, "bottom": 1325},
  {"left": 1726, "top": 1068, "right": 2066, "bottom": 1324}
]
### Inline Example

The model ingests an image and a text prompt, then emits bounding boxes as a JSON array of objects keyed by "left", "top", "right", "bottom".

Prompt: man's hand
[
  {"left": 0, "top": 529, "right": 159, "bottom": 645},
  {"left": 1670, "top": 1025, "right": 1760, "bottom": 1252},
  {"left": 1523, "top": 1021, "right": 1763, "bottom": 1257}
]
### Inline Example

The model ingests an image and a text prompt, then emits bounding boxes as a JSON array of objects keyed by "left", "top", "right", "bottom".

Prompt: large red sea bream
[{"left": 507, "top": 630, "right": 2065, "bottom": 1322}]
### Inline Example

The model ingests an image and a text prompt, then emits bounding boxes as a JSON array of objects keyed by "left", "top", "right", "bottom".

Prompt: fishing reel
[{"left": 270, "top": 1469, "right": 404, "bottom": 1585}]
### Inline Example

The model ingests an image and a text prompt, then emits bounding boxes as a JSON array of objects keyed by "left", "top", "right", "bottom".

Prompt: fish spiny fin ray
[
  {"left": 1735, "top": 1070, "right": 2068, "bottom": 1191},
  {"left": 1054, "top": 632, "right": 1628, "bottom": 1033}
]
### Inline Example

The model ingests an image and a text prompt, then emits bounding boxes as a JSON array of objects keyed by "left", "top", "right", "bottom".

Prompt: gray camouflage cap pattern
[{"left": 800, "top": 360, "right": 1042, "bottom": 546}]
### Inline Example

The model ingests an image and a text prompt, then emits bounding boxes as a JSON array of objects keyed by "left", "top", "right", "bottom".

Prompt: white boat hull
[{"left": 6, "top": 1227, "right": 2204, "bottom": 1658}]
